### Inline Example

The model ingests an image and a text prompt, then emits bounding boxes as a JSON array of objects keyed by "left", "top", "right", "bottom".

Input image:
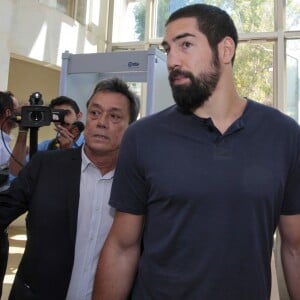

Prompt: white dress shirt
[
  {"left": 0, "top": 130, "right": 12, "bottom": 166},
  {"left": 0, "top": 130, "right": 12, "bottom": 191},
  {"left": 66, "top": 148, "right": 115, "bottom": 300}
]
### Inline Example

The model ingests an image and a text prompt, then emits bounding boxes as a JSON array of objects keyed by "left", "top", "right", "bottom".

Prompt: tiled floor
[{"left": 2, "top": 226, "right": 26, "bottom": 300}]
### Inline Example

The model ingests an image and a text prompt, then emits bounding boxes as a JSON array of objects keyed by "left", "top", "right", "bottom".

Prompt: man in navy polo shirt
[{"left": 93, "top": 4, "right": 300, "bottom": 300}]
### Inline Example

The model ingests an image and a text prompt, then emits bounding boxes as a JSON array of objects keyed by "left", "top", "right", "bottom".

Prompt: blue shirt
[
  {"left": 25, "top": 133, "right": 85, "bottom": 163},
  {"left": 38, "top": 132, "right": 85, "bottom": 151},
  {"left": 110, "top": 100, "right": 300, "bottom": 300}
]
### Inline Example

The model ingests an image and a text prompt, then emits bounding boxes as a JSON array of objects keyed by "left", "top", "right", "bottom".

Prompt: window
[
  {"left": 39, "top": 0, "right": 74, "bottom": 16},
  {"left": 154, "top": 0, "right": 274, "bottom": 38},
  {"left": 75, "top": 0, "right": 88, "bottom": 24},
  {"left": 39, "top": 0, "right": 92, "bottom": 25},
  {"left": 286, "top": 40, "right": 300, "bottom": 121},
  {"left": 108, "top": 0, "right": 300, "bottom": 123},
  {"left": 286, "top": 0, "right": 300, "bottom": 31},
  {"left": 112, "top": 0, "right": 146, "bottom": 42},
  {"left": 235, "top": 41, "right": 274, "bottom": 107}
]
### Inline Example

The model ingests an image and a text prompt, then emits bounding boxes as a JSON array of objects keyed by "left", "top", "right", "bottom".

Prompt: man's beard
[
  {"left": 7, "top": 118, "right": 18, "bottom": 131},
  {"left": 169, "top": 53, "right": 221, "bottom": 113}
]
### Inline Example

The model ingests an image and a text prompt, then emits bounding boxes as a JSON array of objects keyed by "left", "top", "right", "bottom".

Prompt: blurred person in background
[
  {"left": 0, "top": 91, "right": 19, "bottom": 298},
  {"left": 9, "top": 96, "right": 84, "bottom": 176}
]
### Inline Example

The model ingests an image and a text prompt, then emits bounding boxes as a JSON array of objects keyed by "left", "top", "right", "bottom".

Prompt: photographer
[
  {"left": 0, "top": 91, "right": 19, "bottom": 298},
  {"left": 9, "top": 96, "right": 84, "bottom": 176},
  {"left": 47, "top": 120, "right": 85, "bottom": 150}
]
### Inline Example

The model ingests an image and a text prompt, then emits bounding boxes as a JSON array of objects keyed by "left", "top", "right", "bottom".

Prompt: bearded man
[{"left": 93, "top": 4, "right": 300, "bottom": 300}]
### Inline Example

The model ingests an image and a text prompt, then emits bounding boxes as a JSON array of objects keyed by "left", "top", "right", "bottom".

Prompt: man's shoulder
[
  {"left": 247, "top": 98, "right": 299, "bottom": 128},
  {"left": 33, "top": 146, "right": 81, "bottom": 162},
  {"left": 130, "top": 105, "right": 179, "bottom": 130}
]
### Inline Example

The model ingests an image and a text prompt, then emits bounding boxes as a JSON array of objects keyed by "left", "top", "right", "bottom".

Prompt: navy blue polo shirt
[{"left": 110, "top": 99, "right": 300, "bottom": 300}]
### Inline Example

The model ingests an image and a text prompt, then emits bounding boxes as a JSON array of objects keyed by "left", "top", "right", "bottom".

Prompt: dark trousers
[{"left": 0, "top": 231, "right": 9, "bottom": 299}]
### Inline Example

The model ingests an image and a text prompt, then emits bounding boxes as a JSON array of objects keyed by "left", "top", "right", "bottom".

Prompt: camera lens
[{"left": 29, "top": 111, "right": 44, "bottom": 122}]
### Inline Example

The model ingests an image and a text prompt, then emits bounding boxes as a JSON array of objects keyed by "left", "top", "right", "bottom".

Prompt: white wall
[
  {"left": 0, "top": 0, "right": 105, "bottom": 90},
  {"left": 1, "top": 0, "right": 107, "bottom": 226},
  {"left": 0, "top": 0, "right": 14, "bottom": 89}
]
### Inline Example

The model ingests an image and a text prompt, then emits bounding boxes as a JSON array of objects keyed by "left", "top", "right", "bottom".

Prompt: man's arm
[
  {"left": 9, "top": 129, "right": 28, "bottom": 176},
  {"left": 279, "top": 214, "right": 300, "bottom": 300},
  {"left": 93, "top": 211, "right": 144, "bottom": 300}
]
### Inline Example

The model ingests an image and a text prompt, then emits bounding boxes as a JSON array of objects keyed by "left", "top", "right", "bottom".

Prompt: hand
[
  {"left": 55, "top": 124, "right": 75, "bottom": 149},
  {"left": 16, "top": 104, "right": 30, "bottom": 131}
]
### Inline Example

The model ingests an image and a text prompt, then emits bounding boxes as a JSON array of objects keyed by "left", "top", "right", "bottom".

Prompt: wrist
[{"left": 18, "top": 129, "right": 28, "bottom": 134}]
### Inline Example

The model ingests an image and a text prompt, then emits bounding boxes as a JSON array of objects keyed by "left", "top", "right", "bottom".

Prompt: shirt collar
[
  {"left": 74, "top": 132, "right": 85, "bottom": 147},
  {"left": 81, "top": 146, "right": 114, "bottom": 179},
  {"left": 0, "top": 130, "right": 12, "bottom": 143}
]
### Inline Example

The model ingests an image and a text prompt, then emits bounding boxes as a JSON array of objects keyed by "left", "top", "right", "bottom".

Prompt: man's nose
[
  {"left": 97, "top": 113, "right": 108, "bottom": 128},
  {"left": 167, "top": 48, "right": 181, "bottom": 72}
]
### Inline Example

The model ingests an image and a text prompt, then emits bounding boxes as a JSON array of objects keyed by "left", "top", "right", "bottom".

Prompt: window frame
[{"left": 106, "top": 0, "right": 300, "bottom": 120}]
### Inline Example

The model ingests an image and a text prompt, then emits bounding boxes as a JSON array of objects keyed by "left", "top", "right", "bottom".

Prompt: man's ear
[
  {"left": 77, "top": 112, "right": 83, "bottom": 120},
  {"left": 219, "top": 36, "right": 236, "bottom": 64},
  {"left": 5, "top": 108, "right": 12, "bottom": 118}
]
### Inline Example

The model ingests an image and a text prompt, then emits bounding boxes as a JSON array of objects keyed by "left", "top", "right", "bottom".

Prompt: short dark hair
[
  {"left": 49, "top": 96, "right": 80, "bottom": 114},
  {"left": 166, "top": 4, "right": 238, "bottom": 64},
  {"left": 87, "top": 77, "right": 140, "bottom": 124},
  {"left": 0, "top": 91, "right": 14, "bottom": 118}
]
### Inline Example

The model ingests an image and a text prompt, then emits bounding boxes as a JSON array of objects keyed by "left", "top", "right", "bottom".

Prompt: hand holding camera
[
  {"left": 12, "top": 92, "right": 66, "bottom": 128},
  {"left": 55, "top": 124, "right": 75, "bottom": 149}
]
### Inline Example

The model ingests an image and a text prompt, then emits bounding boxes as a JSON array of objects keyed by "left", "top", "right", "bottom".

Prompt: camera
[
  {"left": 19, "top": 106, "right": 66, "bottom": 127},
  {"left": 14, "top": 92, "right": 67, "bottom": 127}
]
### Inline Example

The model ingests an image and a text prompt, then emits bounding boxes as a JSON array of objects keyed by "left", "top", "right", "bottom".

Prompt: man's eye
[
  {"left": 110, "top": 114, "right": 121, "bottom": 122},
  {"left": 90, "top": 111, "right": 100, "bottom": 118},
  {"left": 182, "top": 41, "right": 192, "bottom": 49}
]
